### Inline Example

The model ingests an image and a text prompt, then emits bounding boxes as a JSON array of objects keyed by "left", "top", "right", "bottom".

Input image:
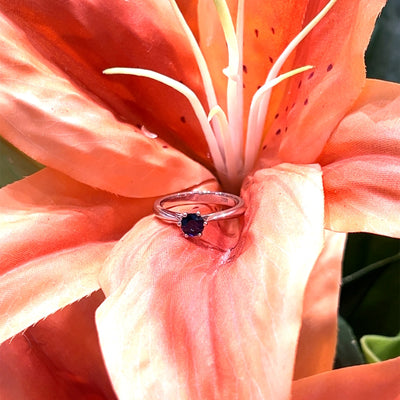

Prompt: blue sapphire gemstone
[{"left": 180, "top": 213, "right": 205, "bottom": 237}]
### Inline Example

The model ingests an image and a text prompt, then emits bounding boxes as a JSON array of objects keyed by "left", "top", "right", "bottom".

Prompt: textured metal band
[{"left": 153, "top": 191, "right": 245, "bottom": 223}]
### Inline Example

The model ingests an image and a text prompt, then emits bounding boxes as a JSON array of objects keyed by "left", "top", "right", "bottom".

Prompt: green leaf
[
  {"left": 340, "top": 234, "right": 400, "bottom": 339},
  {"left": 365, "top": 0, "right": 400, "bottom": 83},
  {"left": 360, "top": 332, "right": 400, "bottom": 363},
  {"left": 334, "top": 315, "right": 365, "bottom": 369},
  {"left": 0, "top": 136, "right": 42, "bottom": 188}
]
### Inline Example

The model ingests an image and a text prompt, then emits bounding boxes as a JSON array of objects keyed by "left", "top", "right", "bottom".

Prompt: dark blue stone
[{"left": 180, "top": 213, "right": 204, "bottom": 237}]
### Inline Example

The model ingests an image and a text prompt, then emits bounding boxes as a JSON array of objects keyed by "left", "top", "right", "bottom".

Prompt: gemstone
[{"left": 180, "top": 213, "right": 205, "bottom": 237}]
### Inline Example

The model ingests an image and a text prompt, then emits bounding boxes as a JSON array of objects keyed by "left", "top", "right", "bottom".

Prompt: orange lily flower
[{"left": 0, "top": 0, "right": 399, "bottom": 399}]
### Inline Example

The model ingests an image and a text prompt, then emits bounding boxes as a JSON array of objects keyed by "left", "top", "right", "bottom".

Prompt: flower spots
[
  {"left": 304, "top": 98, "right": 309, "bottom": 106},
  {"left": 308, "top": 71, "right": 314, "bottom": 80},
  {"left": 298, "top": 80, "right": 302, "bottom": 89},
  {"left": 327, "top": 63, "right": 333, "bottom": 72},
  {"left": 274, "top": 113, "right": 279, "bottom": 119},
  {"left": 262, "top": 144, "right": 267, "bottom": 150},
  {"left": 268, "top": 56, "right": 274, "bottom": 63},
  {"left": 271, "top": 27, "right": 275, "bottom": 34},
  {"left": 254, "top": 28, "right": 259, "bottom": 38},
  {"left": 275, "top": 128, "right": 281, "bottom": 135},
  {"left": 180, "top": 116, "right": 186, "bottom": 123},
  {"left": 162, "top": 145, "right": 168, "bottom": 149},
  {"left": 243, "top": 64, "right": 248, "bottom": 74}
]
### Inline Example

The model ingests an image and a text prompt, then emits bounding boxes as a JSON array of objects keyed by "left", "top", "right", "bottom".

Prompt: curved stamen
[
  {"left": 244, "top": 66, "right": 314, "bottom": 173},
  {"left": 245, "top": 0, "right": 338, "bottom": 174},
  {"left": 103, "top": 67, "right": 226, "bottom": 174},
  {"left": 168, "top": 0, "right": 226, "bottom": 161},
  {"left": 213, "top": 0, "right": 244, "bottom": 175}
]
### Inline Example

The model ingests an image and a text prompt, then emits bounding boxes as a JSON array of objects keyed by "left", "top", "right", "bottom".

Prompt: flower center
[{"left": 104, "top": 0, "right": 337, "bottom": 192}]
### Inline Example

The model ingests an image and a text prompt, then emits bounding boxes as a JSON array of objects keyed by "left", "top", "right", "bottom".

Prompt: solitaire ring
[{"left": 154, "top": 191, "right": 245, "bottom": 237}]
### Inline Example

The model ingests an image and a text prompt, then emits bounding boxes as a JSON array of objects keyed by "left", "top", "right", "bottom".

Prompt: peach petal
[
  {"left": 320, "top": 80, "right": 400, "bottom": 237},
  {"left": 0, "top": 291, "right": 117, "bottom": 400},
  {"left": 96, "top": 164, "right": 324, "bottom": 399},
  {"left": 292, "top": 356, "right": 400, "bottom": 400},
  {"left": 259, "top": 0, "right": 386, "bottom": 166},
  {"left": 0, "top": 12, "right": 213, "bottom": 197},
  {"left": 294, "top": 230, "right": 347, "bottom": 379}
]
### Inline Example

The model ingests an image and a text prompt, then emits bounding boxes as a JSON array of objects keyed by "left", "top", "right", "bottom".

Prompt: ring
[{"left": 154, "top": 191, "right": 245, "bottom": 237}]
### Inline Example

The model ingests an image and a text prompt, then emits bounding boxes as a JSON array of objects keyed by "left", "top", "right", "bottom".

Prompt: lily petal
[
  {"left": 261, "top": 0, "right": 386, "bottom": 165},
  {"left": 0, "top": 11, "right": 213, "bottom": 197},
  {"left": 197, "top": 0, "right": 309, "bottom": 122},
  {"left": 0, "top": 241, "right": 114, "bottom": 343},
  {"left": 294, "top": 230, "right": 347, "bottom": 379},
  {"left": 319, "top": 79, "right": 400, "bottom": 237},
  {"left": 0, "top": 168, "right": 155, "bottom": 273},
  {"left": 0, "top": 291, "right": 117, "bottom": 400},
  {"left": 96, "top": 164, "right": 324, "bottom": 400},
  {"left": 292, "top": 356, "right": 400, "bottom": 400},
  {"left": 0, "top": 168, "right": 155, "bottom": 341}
]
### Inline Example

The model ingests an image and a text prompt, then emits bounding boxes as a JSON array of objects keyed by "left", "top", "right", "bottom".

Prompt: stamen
[
  {"left": 103, "top": 67, "right": 226, "bottom": 174},
  {"left": 213, "top": 0, "right": 244, "bottom": 174},
  {"left": 168, "top": 0, "right": 226, "bottom": 159},
  {"left": 244, "top": 0, "right": 338, "bottom": 174},
  {"left": 208, "top": 105, "right": 236, "bottom": 179},
  {"left": 244, "top": 66, "right": 314, "bottom": 173}
]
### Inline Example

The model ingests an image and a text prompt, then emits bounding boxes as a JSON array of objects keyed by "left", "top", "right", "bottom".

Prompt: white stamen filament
[
  {"left": 103, "top": 0, "right": 337, "bottom": 191},
  {"left": 167, "top": 0, "right": 227, "bottom": 162},
  {"left": 244, "top": 0, "right": 338, "bottom": 174},
  {"left": 213, "top": 0, "right": 244, "bottom": 181},
  {"left": 103, "top": 67, "right": 226, "bottom": 173}
]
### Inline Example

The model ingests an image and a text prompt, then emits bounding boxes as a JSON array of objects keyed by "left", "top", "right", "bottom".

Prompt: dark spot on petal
[
  {"left": 269, "top": 56, "right": 274, "bottom": 63},
  {"left": 162, "top": 145, "right": 168, "bottom": 149},
  {"left": 308, "top": 71, "right": 315, "bottom": 80},
  {"left": 243, "top": 64, "right": 248, "bottom": 73},
  {"left": 257, "top": 85, "right": 262, "bottom": 89},
  {"left": 304, "top": 98, "right": 309, "bottom": 105},
  {"left": 275, "top": 128, "right": 281, "bottom": 135},
  {"left": 291, "top": 102, "right": 296, "bottom": 109},
  {"left": 327, "top": 63, "right": 333, "bottom": 72},
  {"left": 243, "top": 83, "right": 246, "bottom": 89},
  {"left": 271, "top": 27, "right": 275, "bottom": 34},
  {"left": 298, "top": 80, "right": 302, "bottom": 89},
  {"left": 285, "top": 126, "right": 288, "bottom": 132},
  {"left": 285, "top": 105, "right": 289, "bottom": 112},
  {"left": 135, "top": 123, "right": 142, "bottom": 129},
  {"left": 262, "top": 144, "right": 267, "bottom": 150},
  {"left": 180, "top": 116, "right": 186, "bottom": 123},
  {"left": 274, "top": 113, "right": 279, "bottom": 119},
  {"left": 254, "top": 29, "right": 259, "bottom": 38}
]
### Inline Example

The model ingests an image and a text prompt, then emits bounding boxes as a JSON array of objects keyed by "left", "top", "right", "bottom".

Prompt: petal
[
  {"left": 0, "top": 168, "right": 154, "bottom": 273},
  {"left": 0, "top": 241, "right": 114, "bottom": 343},
  {"left": 0, "top": 291, "right": 117, "bottom": 400},
  {"left": 294, "top": 230, "right": 347, "bottom": 380},
  {"left": 198, "top": 0, "right": 309, "bottom": 121},
  {"left": 0, "top": 0, "right": 211, "bottom": 165},
  {"left": 0, "top": 12, "right": 213, "bottom": 197},
  {"left": 319, "top": 80, "right": 400, "bottom": 237},
  {"left": 0, "top": 168, "right": 155, "bottom": 341},
  {"left": 96, "top": 164, "right": 324, "bottom": 400},
  {"left": 260, "top": 0, "right": 386, "bottom": 165},
  {"left": 292, "top": 357, "right": 400, "bottom": 400}
]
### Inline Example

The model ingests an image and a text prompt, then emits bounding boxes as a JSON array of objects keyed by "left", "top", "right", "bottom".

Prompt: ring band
[{"left": 154, "top": 191, "right": 245, "bottom": 237}]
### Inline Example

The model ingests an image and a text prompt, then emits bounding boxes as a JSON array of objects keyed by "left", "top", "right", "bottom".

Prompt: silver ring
[{"left": 154, "top": 191, "right": 245, "bottom": 237}]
